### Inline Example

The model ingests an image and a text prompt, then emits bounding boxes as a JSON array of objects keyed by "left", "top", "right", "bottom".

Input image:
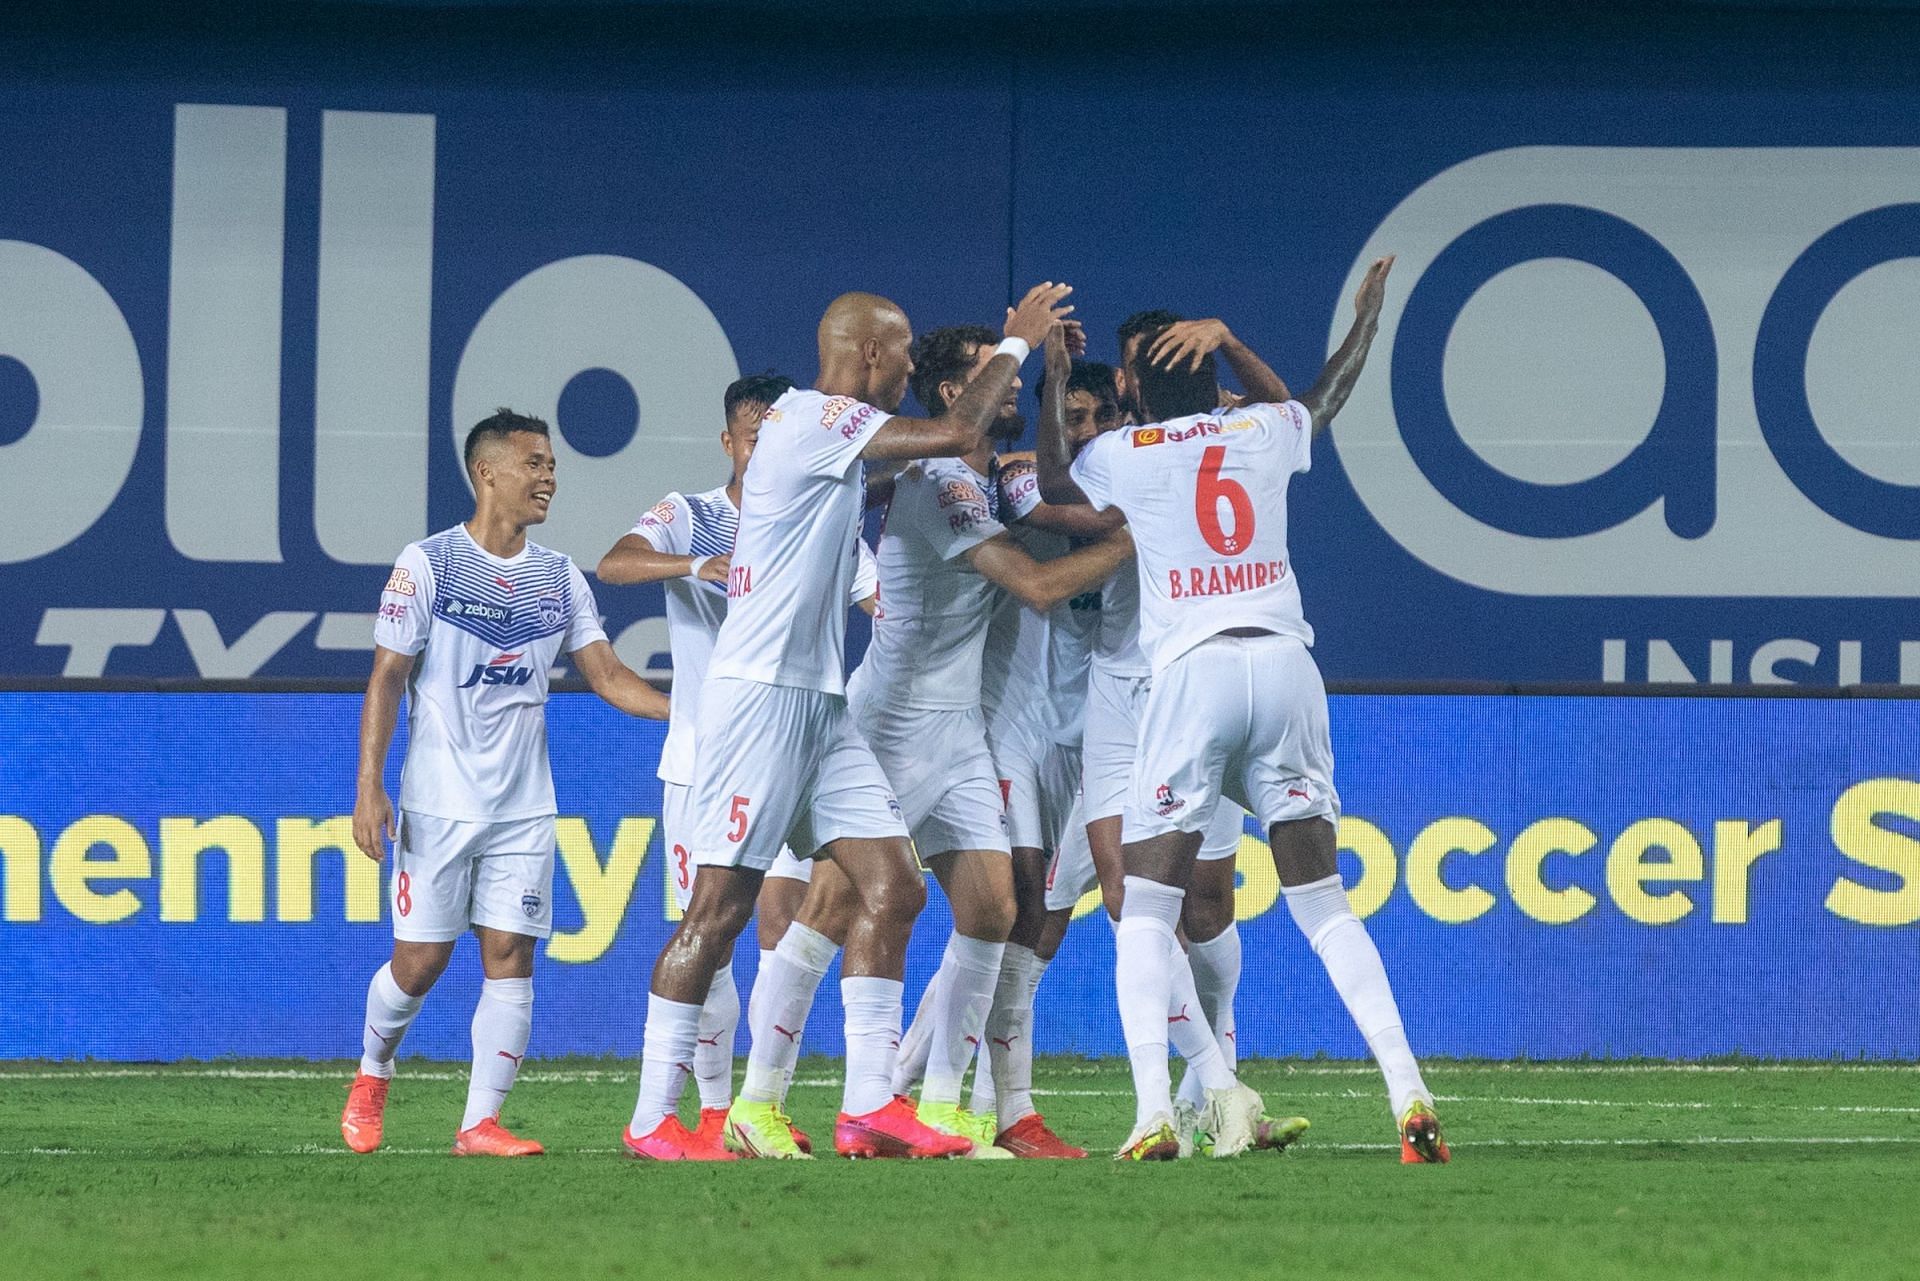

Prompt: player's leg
[
  {"left": 452, "top": 817, "right": 559, "bottom": 1156},
  {"left": 917, "top": 845, "right": 1015, "bottom": 1156},
  {"left": 628, "top": 678, "right": 801, "bottom": 1159},
  {"left": 1250, "top": 638, "right": 1445, "bottom": 1163},
  {"left": 730, "top": 857, "right": 857, "bottom": 1157},
  {"left": 1115, "top": 642, "right": 1265, "bottom": 1160},
  {"left": 664, "top": 782, "right": 741, "bottom": 1144},
  {"left": 1174, "top": 818, "right": 1244, "bottom": 1116},
  {"left": 343, "top": 812, "right": 467, "bottom": 1153}
]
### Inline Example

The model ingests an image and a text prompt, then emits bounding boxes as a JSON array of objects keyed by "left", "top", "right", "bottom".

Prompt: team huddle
[{"left": 343, "top": 258, "right": 1451, "bottom": 1164}]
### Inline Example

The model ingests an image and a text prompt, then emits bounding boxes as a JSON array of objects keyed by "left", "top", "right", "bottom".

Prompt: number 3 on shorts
[{"left": 727, "top": 795, "right": 751, "bottom": 842}]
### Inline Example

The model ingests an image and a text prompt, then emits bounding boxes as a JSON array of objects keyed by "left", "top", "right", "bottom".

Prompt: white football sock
[
  {"left": 462, "top": 977, "right": 533, "bottom": 1131},
  {"left": 1115, "top": 876, "right": 1184, "bottom": 1127},
  {"left": 1285, "top": 873, "right": 1430, "bottom": 1118},
  {"left": 1189, "top": 924, "right": 1242, "bottom": 1072},
  {"left": 693, "top": 963, "right": 739, "bottom": 1111},
  {"left": 841, "top": 975, "right": 904, "bottom": 1116},
  {"left": 745, "top": 948, "right": 775, "bottom": 1041},
  {"left": 741, "top": 923, "right": 838, "bottom": 1105},
  {"left": 359, "top": 963, "right": 425, "bottom": 1079},
  {"left": 891, "top": 938, "right": 953, "bottom": 1096},
  {"left": 922, "top": 934, "right": 1004, "bottom": 1107},
  {"left": 629, "top": 993, "right": 700, "bottom": 1135},
  {"left": 1167, "top": 943, "right": 1235, "bottom": 1092},
  {"left": 980, "top": 943, "right": 1044, "bottom": 1130}
]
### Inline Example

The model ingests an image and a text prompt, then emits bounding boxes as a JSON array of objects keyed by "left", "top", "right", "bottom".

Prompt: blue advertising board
[
  {"left": 3, "top": 691, "right": 1916, "bottom": 1061},
  {"left": 3, "top": 14, "right": 1918, "bottom": 685}
]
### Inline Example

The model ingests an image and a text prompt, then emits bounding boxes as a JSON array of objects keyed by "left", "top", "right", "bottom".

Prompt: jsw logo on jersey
[
  {"left": 457, "top": 652, "right": 535, "bottom": 688},
  {"left": 1333, "top": 147, "right": 1920, "bottom": 598}
]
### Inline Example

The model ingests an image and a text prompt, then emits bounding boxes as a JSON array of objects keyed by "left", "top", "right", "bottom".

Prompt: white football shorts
[
  {"left": 990, "top": 714, "right": 1081, "bottom": 854},
  {"left": 1084, "top": 662, "right": 1246, "bottom": 861},
  {"left": 664, "top": 780, "right": 810, "bottom": 910},
  {"left": 853, "top": 691, "right": 1011, "bottom": 859},
  {"left": 689, "top": 677, "right": 909, "bottom": 873},
  {"left": 390, "top": 811, "right": 555, "bottom": 942},
  {"left": 1123, "top": 633, "right": 1339, "bottom": 844}
]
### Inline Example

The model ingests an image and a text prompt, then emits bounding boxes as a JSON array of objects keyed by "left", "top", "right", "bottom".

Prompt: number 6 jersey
[{"left": 1069, "top": 400, "right": 1315, "bottom": 673}]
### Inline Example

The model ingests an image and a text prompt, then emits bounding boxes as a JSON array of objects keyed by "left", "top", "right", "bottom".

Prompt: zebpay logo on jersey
[
  {"left": 1334, "top": 147, "right": 1920, "bottom": 598},
  {"left": 458, "top": 652, "right": 535, "bottom": 688}
]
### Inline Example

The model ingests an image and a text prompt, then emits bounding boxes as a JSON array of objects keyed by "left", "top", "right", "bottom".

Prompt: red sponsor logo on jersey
[
  {"left": 1167, "top": 559, "right": 1287, "bottom": 599},
  {"left": 378, "top": 601, "right": 408, "bottom": 622},
  {"left": 383, "top": 567, "right": 416, "bottom": 596},
  {"left": 1131, "top": 427, "right": 1164, "bottom": 447},
  {"left": 820, "top": 395, "right": 857, "bottom": 429},
  {"left": 1154, "top": 783, "right": 1185, "bottom": 816},
  {"left": 646, "top": 499, "right": 677, "bottom": 524},
  {"left": 494, "top": 575, "right": 515, "bottom": 594},
  {"left": 727, "top": 564, "right": 754, "bottom": 598},
  {"left": 1166, "top": 420, "right": 1222, "bottom": 443}
]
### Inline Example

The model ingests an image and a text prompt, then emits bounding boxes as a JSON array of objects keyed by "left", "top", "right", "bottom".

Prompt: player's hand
[
  {"left": 697, "top": 552, "right": 732, "bottom": 584},
  {"left": 353, "top": 788, "right": 395, "bottom": 862},
  {"left": 1355, "top": 255, "right": 1394, "bottom": 319},
  {"left": 1043, "top": 321, "right": 1072, "bottom": 384},
  {"left": 1062, "top": 318, "right": 1087, "bottom": 357},
  {"left": 1004, "top": 282, "right": 1075, "bottom": 348},
  {"left": 1147, "top": 319, "right": 1232, "bottom": 373},
  {"left": 1218, "top": 388, "right": 1247, "bottom": 410}
]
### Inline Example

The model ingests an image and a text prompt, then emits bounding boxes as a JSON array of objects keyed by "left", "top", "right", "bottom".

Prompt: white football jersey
[
  {"left": 861, "top": 455, "right": 1006, "bottom": 712},
  {"left": 980, "top": 457, "right": 1100, "bottom": 745},
  {"left": 633, "top": 485, "right": 877, "bottom": 785},
  {"left": 374, "top": 524, "right": 607, "bottom": 821},
  {"left": 707, "top": 387, "right": 894, "bottom": 695},
  {"left": 1071, "top": 401, "right": 1314, "bottom": 672}
]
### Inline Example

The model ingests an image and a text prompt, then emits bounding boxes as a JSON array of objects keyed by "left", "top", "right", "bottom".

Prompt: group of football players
[{"left": 342, "top": 263, "right": 1449, "bottom": 1165}]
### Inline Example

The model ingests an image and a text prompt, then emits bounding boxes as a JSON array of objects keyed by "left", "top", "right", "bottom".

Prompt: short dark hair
[
  {"left": 1129, "top": 321, "right": 1219, "bottom": 421},
  {"left": 724, "top": 371, "right": 794, "bottom": 422},
  {"left": 1117, "top": 309, "right": 1183, "bottom": 357},
  {"left": 909, "top": 324, "right": 998, "bottom": 415},
  {"left": 463, "top": 408, "right": 550, "bottom": 471},
  {"left": 1066, "top": 359, "right": 1119, "bottom": 404}
]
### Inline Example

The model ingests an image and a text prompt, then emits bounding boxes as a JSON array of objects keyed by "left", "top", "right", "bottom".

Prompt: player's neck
[
  {"left": 725, "top": 479, "right": 743, "bottom": 509},
  {"left": 813, "top": 361, "right": 867, "bottom": 400},
  {"left": 963, "top": 439, "right": 995, "bottom": 476},
  {"left": 463, "top": 512, "right": 528, "bottom": 560}
]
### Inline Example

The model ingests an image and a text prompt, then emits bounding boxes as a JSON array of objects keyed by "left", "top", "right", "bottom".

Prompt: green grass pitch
[{"left": 3, "top": 1058, "right": 1916, "bottom": 1280}]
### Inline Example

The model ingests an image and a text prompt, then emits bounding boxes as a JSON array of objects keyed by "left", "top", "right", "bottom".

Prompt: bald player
[{"left": 624, "top": 287, "right": 1074, "bottom": 1160}]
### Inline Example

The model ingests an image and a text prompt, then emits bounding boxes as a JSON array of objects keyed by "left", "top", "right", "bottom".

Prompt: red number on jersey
[
  {"left": 727, "top": 795, "right": 751, "bottom": 843},
  {"left": 673, "top": 843, "right": 691, "bottom": 890},
  {"left": 1195, "top": 445, "right": 1255, "bottom": 555},
  {"left": 395, "top": 871, "right": 412, "bottom": 917}
]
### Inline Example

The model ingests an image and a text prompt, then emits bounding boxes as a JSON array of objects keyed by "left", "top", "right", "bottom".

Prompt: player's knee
[
  {"left": 865, "top": 867, "right": 926, "bottom": 922},
  {"left": 956, "top": 894, "right": 1015, "bottom": 943},
  {"left": 390, "top": 941, "right": 454, "bottom": 994},
  {"left": 1183, "top": 891, "right": 1236, "bottom": 942}
]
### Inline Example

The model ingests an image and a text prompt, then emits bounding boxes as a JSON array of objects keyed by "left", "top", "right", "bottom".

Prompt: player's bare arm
[
  {"left": 570, "top": 638, "right": 670, "bottom": 719},
  {"left": 966, "top": 526, "right": 1134, "bottom": 614},
  {"left": 596, "top": 531, "right": 731, "bottom": 587},
  {"left": 1036, "top": 322, "right": 1095, "bottom": 507},
  {"left": 1146, "top": 319, "right": 1291, "bottom": 402},
  {"left": 861, "top": 283, "right": 1074, "bottom": 462},
  {"left": 351, "top": 644, "right": 414, "bottom": 861},
  {"left": 1301, "top": 255, "right": 1394, "bottom": 433}
]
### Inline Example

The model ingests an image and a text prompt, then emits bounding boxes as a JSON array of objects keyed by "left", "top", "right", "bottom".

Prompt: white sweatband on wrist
[
  {"left": 994, "top": 337, "right": 1031, "bottom": 366},
  {"left": 686, "top": 555, "right": 713, "bottom": 580}
]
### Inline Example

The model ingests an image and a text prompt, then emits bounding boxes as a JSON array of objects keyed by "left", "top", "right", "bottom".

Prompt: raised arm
[
  {"left": 1035, "top": 322, "right": 1093, "bottom": 506},
  {"left": 597, "top": 533, "right": 730, "bottom": 588},
  {"left": 1146, "top": 319, "right": 1291, "bottom": 403},
  {"left": 571, "top": 639, "right": 671, "bottom": 719},
  {"left": 352, "top": 645, "right": 414, "bottom": 861},
  {"left": 862, "top": 282, "right": 1074, "bottom": 462},
  {"left": 1301, "top": 255, "right": 1393, "bottom": 434},
  {"left": 965, "top": 526, "right": 1134, "bottom": 614}
]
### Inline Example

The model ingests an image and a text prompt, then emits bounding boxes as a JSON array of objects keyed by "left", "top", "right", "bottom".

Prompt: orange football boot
[
  {"left": 341, "top": 1072, "right": 390, "bottom": 1154},
  {"left": 994, "top": 1113, "right": 1088, "bottom": 1159},
  {"left": 623, "top": 1115, "right": 739, "bottom": 1161},
  {"left": 834, "top": 1096, "right": 974, "bottom": 1159},
  {"left": 453, "top": 1117, "right": 545, "bottom": 1157},
  {"left": 1399, "top": 1101, "right": 1451, "bottom": 1164}
]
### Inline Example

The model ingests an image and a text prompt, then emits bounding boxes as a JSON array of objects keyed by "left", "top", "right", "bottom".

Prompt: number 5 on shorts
[{"left": 727, "top": 795, "right": 751, "bottom": 842}]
